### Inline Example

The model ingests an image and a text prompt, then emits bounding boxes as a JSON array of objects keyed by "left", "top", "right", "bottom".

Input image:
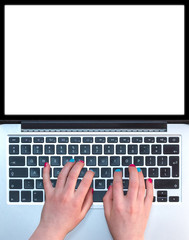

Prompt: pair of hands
[{"left": 29, "top": 160, "right": 153, "bottom": 240}]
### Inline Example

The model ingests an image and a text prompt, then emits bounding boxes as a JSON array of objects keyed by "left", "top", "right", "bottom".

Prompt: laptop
[{"left": 1, "top": 3, "right": 189, "bottom": 240}]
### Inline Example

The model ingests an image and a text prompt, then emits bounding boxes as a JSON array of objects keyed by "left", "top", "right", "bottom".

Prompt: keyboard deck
[{"left": 8, "top": 135, "right": 181, "bottom": 204}]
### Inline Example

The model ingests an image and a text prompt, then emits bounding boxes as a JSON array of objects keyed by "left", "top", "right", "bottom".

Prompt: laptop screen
[{"left": 3, "top": 5, "right": 186, "bottom": 119}]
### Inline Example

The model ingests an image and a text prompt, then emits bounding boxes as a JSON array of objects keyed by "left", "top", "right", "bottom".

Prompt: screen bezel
[{"left": 1, "top": 1, "right": 188, "bottom": 122}]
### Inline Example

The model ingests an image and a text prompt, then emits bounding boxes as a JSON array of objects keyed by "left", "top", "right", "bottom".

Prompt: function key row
[{"left": 9, "top": 136, "right": 180, "bottom": 144}]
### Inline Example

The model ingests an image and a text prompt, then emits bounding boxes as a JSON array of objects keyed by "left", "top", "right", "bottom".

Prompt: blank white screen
[{"left": 5, "top": 5, "right": 184, "bottom": 115}]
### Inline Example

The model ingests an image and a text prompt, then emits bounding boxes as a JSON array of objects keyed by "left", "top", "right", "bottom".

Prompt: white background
[{"left": 5, "top": 5, "right": 184, "bottom": 115}]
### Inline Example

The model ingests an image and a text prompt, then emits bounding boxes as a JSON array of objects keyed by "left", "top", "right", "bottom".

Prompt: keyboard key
[
  {"left": 152, "top": 145, "right": 161, "bottom": 154},
  {"left": 74, "top": 156, "right": 84, "bottom": 162},
  {"left": 169, "top": 196, "right": 179, "bottom": 202},
  {"left": 157, "top": 197, "right": 167, "bottom": 202},
  {"left": 107, "top": 179, "right": 113, "bottom": 188},
  {"left": 146, "top": 156, "right": 155, "bottom": 166},
  {"left": 160, "top": 168, "right": 170, "bottom": 177},
  {"left": 93, "top": 191, "right": 106, "bottom": 202},
  {"left": 45, "top": 145, "right": 55, "bottom": 154},
  {"left": 46, "top": 137, "right": 56, "bottom": 143},
  {"left": 9, "top": 156, "right": 25, "bottom": 166},
  {"left": 98, "top": 156, "right": 108, "bottom": 166},
  {"left": 128, "top": 145, "right": 138, "bottom": 154},
  {"left": 75, "top": 179, "right": 81, "bottom": 189},
  {"left": 110, "top": 156, "right": 120, "bottom": 166},
  {"left": 27, "top": 156, "right": 37, "bottom": 166},
  {"left": 51, "top": 156, "right": 61, "bottom": 166},
  {"left": 149, "top": 168, "right": 158, "bottom": 177},
  {"left": 9, "top": 137, "right": 19, "bottom": 143},
  {"left": 125, "top": 168, "right": 129, "bottom": 177},
  {"left": 21, "top": 191, "right": 31, "bottom": 202},
  {"left": 58, "top": 137, "right": 69, "bottom": 143},
  {"left": 24, "top": 179, "right": 34, "bottom": 189},
  {"left": 9, "top": 145, "right": 19, "bottom": 154},
  {"left": 157, "top": 191, "right": 167, "bottom": 197},
  {"left": 92, "top": 145, "right": 102, "bottom": 154},
  {"left": 79, "top": 168, "right": 87, "bottom": 177},
  {"left": 70, "top": 137, "right": 81, "bottom": 143},
  {"left": 62, "top": 156, "right": 73, "bottom": 165},
  {"left": 157, "top": 156, "right": 167, "bottom": 166},
  {"left": 122, "top": 156, "right": 132, "bottom": 166},
  {"left": 39, "top": 156, "right": 49, "bottom": 166},
  {"left": 9, "top": 180, "right": 22, "bottom": 189},
  {"left": 116, "top": 145, "right": 126, "bottom": 154},
  {"left": 120, "top": 137, "right": 130, "bottom": 143},
  {"left": 54, "top": 168, "right": 62, "bottom": 177},
  {"left": 140, "top": 145, "right": 150, "bottom": 154},
  {"left": 86, "top": 156, "right": 96, "bottom": 166},
  {"left": 21, "top": 145, "right": 31, "bottom": 154},
  {"left": 9, "top": 168, "right": 28, "bottom": 178},
  {"left": 34, "top": 137, "right": 44, "bottom": 143},
  {"left": 95, "top": 179, "right": 105, "bottom": 189},
  {"left": 122, "top": 179, "right": 129, "bottom": 189},
  {"left": 144, "top": 137, "right": 155, "bottom": 143},
  {"left": 154, "top": 179, "right": 179, "bottom": 189},
  {"left": 95, "top": 137, "right": 105, "bottom": 143},
  {"left": 21, "top": 137, "right": 32, "bottom": 143},
  {"left": 104, "top": 145, "right": 114, "bottom": 154},
  {"left": 157, "top": 137, "right": 167, "bottom": 143},
  {"left": 9, "top": 191, "right": 19, "bottom": 202},
  {"left": 164, "top": 145, "right": 179, "bottom": 154},
  {"left": 169, "top": 137, "right": 179, "bottom": 143},
  {"left": 89, "top": 168, "right": 99, "bottom": 178},
  {"left": 140, "top": 168, "right": 147, "bottom": 177},
  {"left": 83, "top": 137, "right": 93, "bottom": 143},
  {"left": 80, "top": 145, "right": 90, "bottom": 154},
  {"left": 134, "top": 156, "right": 144, "bottom": 166},
  {"left": 68, "top": 145, "right": 78, "bottom": 154},
  {"left": 169, "top": 156, "right": 179, "bottom": 177},
  {"left": 56, "top": 145, "right": 66, "bottom": 154},
  {"left": 33, "top": 191, "right": 43, "bottom": 202},
  {"left": 51, "top": 179, "right": 57, "bottom": 188},
  {"left": 107, "top": 137, "right": 118, "bottom": 143},
  {"left": 33, "top": 145, "right": 43, "bottom": 154},
  {"left": 36, "top": 180, "right": 44, "bottom": 189},
  {"left": 101, "top": 168, "right": 111, "bottom": 178},
  {"left": 132, "top": 137, "right": 142, "bottom": 143},
  {"left": 30, "top": 168, "right": 40, "bottom": 178}
]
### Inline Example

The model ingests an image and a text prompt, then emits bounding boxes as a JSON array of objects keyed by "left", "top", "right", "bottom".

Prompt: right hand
[{"left": 103, "top": 165, "right": 153, "bottom": 240}]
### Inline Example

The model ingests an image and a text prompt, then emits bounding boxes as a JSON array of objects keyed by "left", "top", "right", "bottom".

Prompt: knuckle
[
  {"left": 127, "top": 204, "right": 138, "bottom": 215},
  {"left": 115, "top": 203, "right": 123, "bottom": 214}
]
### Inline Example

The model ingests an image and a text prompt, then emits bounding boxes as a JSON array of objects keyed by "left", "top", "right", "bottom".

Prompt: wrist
[{"left": 29, "top": 223, "right": 67, "bottom": 240}]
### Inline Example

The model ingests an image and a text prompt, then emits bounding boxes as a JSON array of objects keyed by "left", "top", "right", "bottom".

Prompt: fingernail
[
  {"left": 108, "top": 185, "right": 112, "bottom": 190},
  {"left": 137, "top": 167, "right": 141, "bottom": 172},
  {"left": 90, "top": 169, "right": 95, "bottom": 173},
  {"left": 69, "top": 158, "right": 75, "bottom": 162},
  {"left": 92, "top": 188, "right": 94, "bottom": 194},
  {"left": 44, "top": 162, "right": 48, "bottom": 167},
  {"left": 148, "top": 178, "right": 152, "bottom": 183},
  {"left": 78, "top": 160, "right": 84, "bottom": 163},
  {"left": 115, "top": 169, "right": 121, "bottom": 172},
  {"left": 129, "top": 164, "right": 136, "bottom": 167}
]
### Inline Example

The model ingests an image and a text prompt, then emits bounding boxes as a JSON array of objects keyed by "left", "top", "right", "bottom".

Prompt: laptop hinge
[{"left": 21, "top": 120, "right": 167, "bottom": 132}]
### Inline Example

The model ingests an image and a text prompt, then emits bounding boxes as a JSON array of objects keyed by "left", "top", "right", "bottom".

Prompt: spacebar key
[
  {"left": 93, "top": 191, "right": 106, "bottom": 202},
  {"left": 155, "top": 179, "right": 179, "bottom": 189}
]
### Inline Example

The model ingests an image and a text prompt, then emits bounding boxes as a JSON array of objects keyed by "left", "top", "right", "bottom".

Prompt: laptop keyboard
[{"left": 8, "top": 135, "right": 181, "bottom": 204}]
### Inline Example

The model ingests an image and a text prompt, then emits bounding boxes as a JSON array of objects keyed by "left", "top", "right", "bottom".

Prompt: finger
[
  {"left": 137, "top": 168, "right": 145, "bottom": 202},
  {"left": 112, "top": 169, "right": 124, "bottom": 205},
  {"left": 127, "top": 164, "right": 139, "bottom": 202},
  {"left": 144, "top": 178, "right": 154, "bottom": 212},
  {"left": 75, "top": 170, "right": 95, "bottom": 201},
  {"left": 64, "top": 160, "right": 85, "bottom": 194},
  {"left": 55, "top": 158, "right": 75, "bottom": 192},
  {"left": 43, "top": 162, "right": 53, "bottom": 197},
  {"left": 80, "top": 187, "right": 94, "bottom": 220},
  {"left": 103, "top": 184, "right": 113, "bottom": 219}
]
